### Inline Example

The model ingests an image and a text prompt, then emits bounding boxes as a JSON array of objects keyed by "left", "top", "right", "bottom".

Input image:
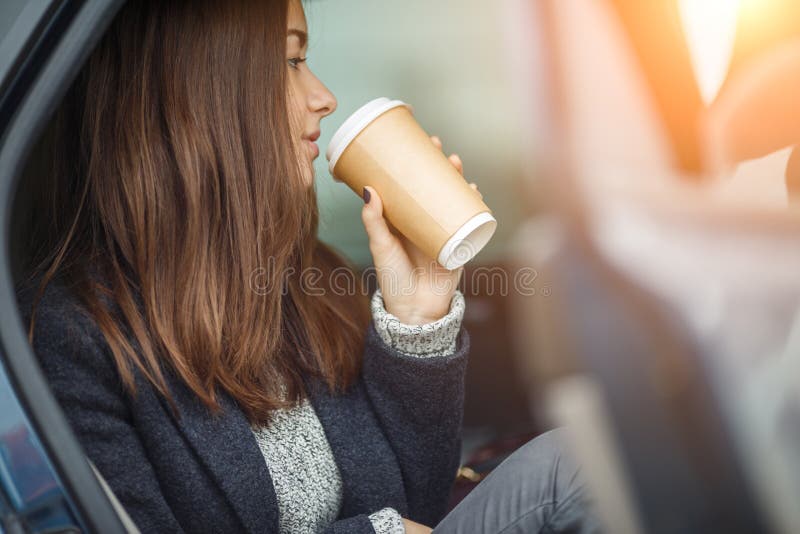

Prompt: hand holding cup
[
  {"left": 326, "top": 97, "right": 496, "bottom": 324},
  {"left": 361, "top": 136, "right": 480, "bottom": 325}
]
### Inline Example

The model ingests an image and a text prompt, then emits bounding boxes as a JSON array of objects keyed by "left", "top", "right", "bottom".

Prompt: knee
[
  {"left": 504, "top": 428, "right": 571, "bottom": 466},
  {"left": 492, "top": 428, "right": 583, "bottom": 499},
  {"left": 517, "top": 428, "right": 569, "bottom": 460},
  {"left": 433, "top": 428, "right": 591, "bottom": 533}
]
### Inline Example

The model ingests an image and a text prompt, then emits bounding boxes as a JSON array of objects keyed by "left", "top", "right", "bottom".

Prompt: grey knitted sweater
[{"left": 251, "top": 288, "right": 466, "bottom": 534}]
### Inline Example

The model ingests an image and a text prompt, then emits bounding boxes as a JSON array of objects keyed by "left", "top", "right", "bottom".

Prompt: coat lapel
[
  {"left": 159, "top": 369, "right": 407, "bottom": 530},
  {"left": 304, "top": 375, "right": 409, "bottom": 518},
  {"left": 161, "top": 372, "right": 279, "bottom": 534}
]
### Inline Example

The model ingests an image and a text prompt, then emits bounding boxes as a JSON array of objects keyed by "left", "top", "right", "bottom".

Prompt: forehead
[{"left": 287, "top": 0, "right": 307, "bottom": 33}]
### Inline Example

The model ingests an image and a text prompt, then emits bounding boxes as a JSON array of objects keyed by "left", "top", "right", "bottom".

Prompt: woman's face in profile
[{"left": 286, "top": 0, "right": 337, "bottom": 186}]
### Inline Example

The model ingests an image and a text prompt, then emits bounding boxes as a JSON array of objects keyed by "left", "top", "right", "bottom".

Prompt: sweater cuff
[
  {"left": 370, "top": 288, "right": 465, "bottom": 358},
  {"left": 368, "top": 507, "right": 405, "bottom": 534}
]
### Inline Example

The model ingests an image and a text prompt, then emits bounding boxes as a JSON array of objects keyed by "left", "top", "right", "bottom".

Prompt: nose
[{"left": 308, "top": 73, "right": 337, "bottom": 118}]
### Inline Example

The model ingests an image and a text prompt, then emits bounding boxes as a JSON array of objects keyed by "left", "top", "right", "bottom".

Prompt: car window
[{"left": 0, "top": 359, "right": 81, "bottom": 532}]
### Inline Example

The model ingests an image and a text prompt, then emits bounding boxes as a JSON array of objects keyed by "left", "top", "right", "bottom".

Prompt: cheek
[{"left": 286, "top": 79, "right": 305, "bottom": 129}]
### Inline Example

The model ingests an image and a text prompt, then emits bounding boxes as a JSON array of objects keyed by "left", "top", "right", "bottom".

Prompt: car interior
[{"left": 3, "top": 0, "right": 800, "bottom": 532}]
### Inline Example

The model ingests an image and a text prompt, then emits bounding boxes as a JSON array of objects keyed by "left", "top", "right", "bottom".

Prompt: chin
[{"left": 302, "top": 166, "right": 315, "bottom": 187}]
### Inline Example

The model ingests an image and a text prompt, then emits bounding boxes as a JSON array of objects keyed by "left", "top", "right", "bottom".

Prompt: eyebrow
[{"left": 287, "top": 29, "right": 307, "bottom": 49}]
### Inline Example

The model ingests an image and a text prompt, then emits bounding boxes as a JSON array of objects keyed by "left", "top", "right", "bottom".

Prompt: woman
[{"left": 18, "top": 0, "right": 597, "bottom": 532}]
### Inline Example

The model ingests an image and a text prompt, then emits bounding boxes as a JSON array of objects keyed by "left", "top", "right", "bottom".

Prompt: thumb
[{"left": 361, "top": 186, "right": 400, "bottom": 260}]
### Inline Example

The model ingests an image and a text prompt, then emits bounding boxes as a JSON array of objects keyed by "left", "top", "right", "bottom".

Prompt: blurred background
[{"left": 304, "top": 0, "right": 800, "bottom": 530}]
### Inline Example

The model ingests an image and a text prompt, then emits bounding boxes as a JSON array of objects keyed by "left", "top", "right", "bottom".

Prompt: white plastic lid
[
  {"left": 326, "top": 97, "right": 409, "bottom": 176},
  {"left": 438, "top": 211, "right": 497, "bottom": 270}
]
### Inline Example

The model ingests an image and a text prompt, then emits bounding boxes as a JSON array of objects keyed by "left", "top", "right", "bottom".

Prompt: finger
[
  {"left": 454, "top": 265, "right": 465, "bottom": 284},
  {"left": 385, "top": 218, "right": 402, "bottom": 238},
  {"left": 402, "top": 237, "right": 429, "bottom": 268},
  {"left": 448, "top": 153, "right": 463, "bottom": 175},
  {"left": 361, "top": 186, "right": 399, "bottom": 258},
  {"left": 430, "top": 135, "right": 443, "bottom": 150},
  {"left": 469, "top": 182, "right": 483, "bottom": 199}
]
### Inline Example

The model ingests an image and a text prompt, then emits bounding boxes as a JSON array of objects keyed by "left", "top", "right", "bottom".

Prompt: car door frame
[{"left": 0, "top": 0, "right": 129, "bottom": 532}]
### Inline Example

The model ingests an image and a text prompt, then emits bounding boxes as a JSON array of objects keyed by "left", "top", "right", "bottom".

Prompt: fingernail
[{"left": 362, "top": 187, "right": 371, "bottom": 204}]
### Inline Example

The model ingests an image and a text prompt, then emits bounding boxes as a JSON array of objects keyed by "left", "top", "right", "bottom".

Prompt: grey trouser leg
[{"left": 433, "top": 429, "right": 603, "bottom": 534}]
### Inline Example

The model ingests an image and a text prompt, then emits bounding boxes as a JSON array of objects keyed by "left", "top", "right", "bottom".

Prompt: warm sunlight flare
[
  {"left": 679, "top": 0, "right": 742, "bottom": 103},
  {"left": 732, "top": 0, "right": 800, "bottom": 69}
]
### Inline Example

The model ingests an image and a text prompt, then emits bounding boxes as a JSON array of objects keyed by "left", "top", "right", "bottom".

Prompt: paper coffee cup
[{"left": 326, "top": 97, "right": 497, "bottom": 270}]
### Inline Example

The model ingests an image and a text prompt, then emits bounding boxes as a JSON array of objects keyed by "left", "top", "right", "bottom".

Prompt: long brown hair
[{"left": 24, "top": 0, "right": 371, "bottom": 425}]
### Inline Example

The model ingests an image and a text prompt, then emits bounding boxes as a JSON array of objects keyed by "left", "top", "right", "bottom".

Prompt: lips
[
  {"left": 302, "top": 130, "right": 321, "bottom": 159},
  {"left": 306, "top": 139, "right": 320, "bottom": 159}
]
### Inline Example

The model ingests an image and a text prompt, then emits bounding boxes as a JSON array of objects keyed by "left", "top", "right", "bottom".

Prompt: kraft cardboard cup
[{"left": 326, "top": 97, "right": 497, "bottom": 270}]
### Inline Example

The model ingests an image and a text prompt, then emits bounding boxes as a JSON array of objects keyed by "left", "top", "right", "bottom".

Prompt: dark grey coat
[{"left": 18, "top": 281, "right": 470, "bottom": 533}]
